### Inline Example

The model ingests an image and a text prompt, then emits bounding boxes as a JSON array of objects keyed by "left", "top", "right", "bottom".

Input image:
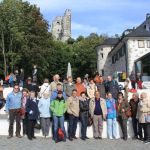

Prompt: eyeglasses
[{"left": 14, "top": 88, "right": 19, "bottom": 90}]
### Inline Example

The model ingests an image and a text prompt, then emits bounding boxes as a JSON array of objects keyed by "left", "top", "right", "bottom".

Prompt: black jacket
[
  {"left": 79, "top": 99, "right": 89, "bottom": 114},
  {"left": 26, "top": 98, "right": 39, "bottom": 120}
]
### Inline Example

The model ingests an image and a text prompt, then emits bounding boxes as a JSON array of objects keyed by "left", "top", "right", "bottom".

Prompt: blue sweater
[
  {"left": 6, "top": 91, "right": 22, "bottom": 112},
  {"left": 106, "top": 98, "right": 117, "bottom": 119},
  {"left": 38, "top": 98, "right": 51, "bottom": 118},
  {"left": 50, "top": 90, "right": 67, "bottom": 101}
]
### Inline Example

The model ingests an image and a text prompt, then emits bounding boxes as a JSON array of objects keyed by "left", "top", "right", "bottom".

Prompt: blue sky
[{"left": 10, "top": 0, "right": 150, "bottom": 38}]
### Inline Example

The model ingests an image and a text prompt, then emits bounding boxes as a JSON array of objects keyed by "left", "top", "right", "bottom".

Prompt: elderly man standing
[
  {"left": 90, "top": 91, "right": 107, "bottom": 139},
  {"left": 6, "top": 84, "right": 22, "bottom": 139},
  {"left": 50, "top": 74, "right": 63, "bottom": 92}
]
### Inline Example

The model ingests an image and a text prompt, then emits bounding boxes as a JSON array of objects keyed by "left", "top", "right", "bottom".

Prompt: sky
[{"left": 5, "top": 0, "right": 150, "bottom": 38}]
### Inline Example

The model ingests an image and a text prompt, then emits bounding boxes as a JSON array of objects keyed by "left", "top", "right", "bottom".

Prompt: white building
[{"left": 96, "top": 14, "right": 150, "bottom": 85}]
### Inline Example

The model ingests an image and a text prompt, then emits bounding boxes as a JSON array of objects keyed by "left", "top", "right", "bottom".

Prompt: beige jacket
[
  {"left": 89, "top": 98, "right": 107, "bottom": 119},
  {"left": 137, "top": 98, "right": 150, "bottom": 123},
  {"left": 67, "top": 96, "right": 79, "bottom": 117}
]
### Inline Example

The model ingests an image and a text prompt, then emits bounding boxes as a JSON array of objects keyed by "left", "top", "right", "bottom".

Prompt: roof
[
  {"left": 95, "top": 38, "right": 119, "bottom": 48},
  {"left": 125, "top": 14, "right": 150, "bottom": 37}
]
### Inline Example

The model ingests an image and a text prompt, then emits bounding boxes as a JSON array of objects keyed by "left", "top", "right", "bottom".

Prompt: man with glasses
[{"left": 6, "top": 84, "right": 22, "bottom": 139}]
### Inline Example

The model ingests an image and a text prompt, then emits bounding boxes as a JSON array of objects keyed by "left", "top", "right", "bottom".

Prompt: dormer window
[{"left": 145, "top": 24, "right": 150, "bottom": 31}]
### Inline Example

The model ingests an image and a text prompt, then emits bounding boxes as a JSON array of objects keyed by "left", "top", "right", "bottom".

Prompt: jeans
[
  {"left": 41, "top": 117, "right": 50, "bottom": 136},
  {"left": 80, "top": 112, "right": 88, "bottom": 138},
  {"left": 9, "top": 109, "right": 21, "bottom": 136},
  {"left": 107, "top": 118, "right": 117, "bottom": 139},
  {"left": 141, "top": 123, "right": 150, "bottom": 141},
  {"left": 53, "top": 116, "right": 66, "bottom": 141},
  {"left": 22, "top": 113, "right": 28, "bottom": 135},
  {"left": 68, "top": 114, "right": 78, "bottom": 138}
]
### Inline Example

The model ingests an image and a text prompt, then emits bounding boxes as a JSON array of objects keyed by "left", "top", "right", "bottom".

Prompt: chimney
[{"left": 146, "top": 13, "right": 150, "bottom": 20}]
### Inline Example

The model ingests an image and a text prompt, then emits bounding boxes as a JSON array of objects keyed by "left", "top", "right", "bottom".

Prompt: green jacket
[{"left": 50, "top": 99, "right": 67, "bottom": 117}]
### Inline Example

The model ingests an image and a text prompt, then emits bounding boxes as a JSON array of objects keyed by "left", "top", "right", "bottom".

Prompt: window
[
  {"left": 100, "top": 53, "right": 103, "bottom": 59},
  {"left": 147, "top": 40, "right": 150, "bottom": 48},
  {"left": 112, "top": 56, "right": 115, "bottom": 64},
  {"left": 138, "top": 40, "right": 145, "bottom": 48}
]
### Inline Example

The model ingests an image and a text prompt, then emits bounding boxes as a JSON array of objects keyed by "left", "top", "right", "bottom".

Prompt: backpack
[{"left": 58, "top": 128, "right": 64, "bottom": 141}]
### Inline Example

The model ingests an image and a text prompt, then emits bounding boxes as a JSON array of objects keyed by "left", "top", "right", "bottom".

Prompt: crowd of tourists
[{"left": 0, "top": 73, "right": 150, "bottom": 144}]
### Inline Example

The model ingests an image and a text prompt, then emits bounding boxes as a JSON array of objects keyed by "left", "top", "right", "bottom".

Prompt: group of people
[{"left": 3, "top": 73, "right": 150, "bottom": 144}]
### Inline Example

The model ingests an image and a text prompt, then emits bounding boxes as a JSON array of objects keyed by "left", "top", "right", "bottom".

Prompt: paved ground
[{"left": 0, "top": 136, "right": 150, "bottom": 150}]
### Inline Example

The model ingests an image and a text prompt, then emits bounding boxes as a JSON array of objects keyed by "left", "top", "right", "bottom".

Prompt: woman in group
[
  {"left": 21, "top": 88, "right": 29, "bottom": 136},
  {"left": 87, "top": 79, "right": 97, "bottom": 99},
  {"left": 79, "top": 92, "right": 90, "bottom": 140},
  {"left": 38, "top": 92, "right": 51, "bottom": 138},
  {"left": 129, "top": 93, "right": 142, "bottom": 140},
  {"left": 50, "top": 91, "right": 67, "bottom": 143},
  {"left": 26, "top": 91, "right": 39, "bottom": 140},
  {"left": 137, "top": 92, "right": 150, "bottom": 144},
  {"left": 106, "top": 92, "right": 117, "bottom": 139},
  {"left": 116, "top": 92, "right": 130, "bottom": 141}
]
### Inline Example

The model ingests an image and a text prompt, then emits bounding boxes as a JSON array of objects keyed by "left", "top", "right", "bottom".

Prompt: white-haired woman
[
  {"left": 137, "top": 92, "right": 150, "bottom": 144},
  {"left": 38, "top": 92, "right": 51, "bottom": 138}
]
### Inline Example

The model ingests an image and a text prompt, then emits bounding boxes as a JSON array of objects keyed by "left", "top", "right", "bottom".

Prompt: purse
[
  {"left": 145, "top": 114, "right": 150, "bottom": 123},
  {"left": 87, "top": 114, "right": 93, "bottom": 126}
]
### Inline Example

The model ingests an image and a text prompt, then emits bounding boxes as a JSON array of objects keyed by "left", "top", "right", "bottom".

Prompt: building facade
[
  {"left": 51, "top": 9, "right": 71, "bottom": 42},
  {"left": 96, "top": 14, "right": 150, "bottom": 82}
]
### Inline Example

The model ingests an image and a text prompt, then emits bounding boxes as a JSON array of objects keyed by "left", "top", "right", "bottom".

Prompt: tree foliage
[{"left": 0, "top": 0, "right": 105, "bottom": 82}]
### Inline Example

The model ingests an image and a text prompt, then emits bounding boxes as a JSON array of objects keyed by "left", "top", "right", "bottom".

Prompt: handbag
[
  {"left": 19, "top": 108, "right": 26, "bottom": 116},
  {"left": 145, "top": 114, "right": 150, "bottom": 123},
  {"left": 87, "top": 114, "right": 93, "bottom": 126},
  {"left": 126, "top": 109, "right": 132, "bottom": 118},
  {"left": 58, "top": 128, "right": 64, "bottom": 141}
]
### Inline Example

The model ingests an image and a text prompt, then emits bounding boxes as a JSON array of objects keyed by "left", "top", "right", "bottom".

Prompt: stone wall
[{"left": 127, "top": 38, "right": 150, "bottom": 75}]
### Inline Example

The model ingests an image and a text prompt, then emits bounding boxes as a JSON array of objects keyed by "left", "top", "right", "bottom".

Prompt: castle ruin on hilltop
[{"left": 51, "top": 9, "right": 71, "bottom": 42}]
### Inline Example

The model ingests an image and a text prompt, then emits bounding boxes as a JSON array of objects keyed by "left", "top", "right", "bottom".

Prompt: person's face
[
  {"left": 140, "top": 93, "right": 147, "bottom": 100},
  {"left": 76, "top": 78, "right": 81, "bottom": 83},
  {"left": 90, "top": 80, "right": 94, "bottom": 84},
  {"left": 30, "top": 92, "right": 35, "bottom": 99},
  {"left": 72, "top": 91, "right": 77, "bottom": 97},
  {"left": 13, "top": 86, "right": 19, "bottom": 93},
  {"left": 58, "top": 93, "right": 62, "bottom": 98},
  {"left": 81, "top": 93, "right": 86, "bottom": 99},
  {"left": 132, "top": 94, "right": 138, "bottom": 100},
  {"left": 55, "top": 75, "right": 59, "bottom": 81},
  {"left": 107, "top": 93, "right": 112, "bottom": 99},
  {"left": 22, "top": 91, "right": 28, "bottom": 97},
  {"left": 95, "top": 92, "right": 100, "bottom": 99},
  {"left": 118, "top": 94, "right": 123, "bottom": 100},
  {"left": 57, "top": 85, "right": 62, "bottom": 91},
  {"left": 107, "top": 76, "right": 112, "bottom": 82},
  {"left": 68, "top": 77, "right": 72, "bottom": 83}
]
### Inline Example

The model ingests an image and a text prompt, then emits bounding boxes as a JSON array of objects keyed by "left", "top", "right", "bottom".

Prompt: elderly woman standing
[
  {"left": 137, "top": 92, "right": 150, "bottom": 144},
  {"left": 38, "top": 92, "right": 51, "bottom": 138},
  {"left": 116, "top": 92, "right": 130, "bottom": 141}
]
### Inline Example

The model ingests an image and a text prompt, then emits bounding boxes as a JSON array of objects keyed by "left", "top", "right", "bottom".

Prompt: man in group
[
  {"left": 51, "top": 83, "right": 67, "bottom": 101},
  {"left": 89, "top": 91, "right": 107, "bottom": 139},
  {"left": 6, "top": 84, "right": 22, "bottom": 139},
  {"left": 64, "top": 76, "right": 75, "bottom": 97},
  {"left": 105, "top": 76, "right": 119, "bottom": 100},
  {"left": 67, "top": 89, "right": 79, "bottom": 141},
  {"left": 50, "top": 74, "right": 63, "bottom": 92},
  {"left": 75, "top": 77, "right": 85, "bottom": 97}
]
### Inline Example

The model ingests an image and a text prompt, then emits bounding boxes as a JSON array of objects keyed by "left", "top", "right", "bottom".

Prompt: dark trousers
[
  {"left": 118, "top": 117, "right": 127, "bottom": 139},
  {"left": 9, "top": 109, "right": 21, "bottom": 136},
  {"left": 146, "top": 123, "right": 150, "bottom": 141},
  {"left": 141, "top": 123, "right": 150, "bottom": 141},
  {"left": 22, "top": 113, "right": 28, "bottom": 135},
  {"left": 132, "top": 117, "right": 142, "bottom": 138},
  {"left": 80, "top": 112, "right": 88, "bottom": 138},
  {"left": 27, "top": 120, "right": 36, "bottom": 139},
  {"left": 68, "top": 114, "right": 78, "bottom": 138}
]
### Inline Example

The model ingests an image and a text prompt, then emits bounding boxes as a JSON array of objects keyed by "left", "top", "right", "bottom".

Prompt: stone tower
[{"left": 51, "top": 9, "right": 71, "bottom": 42}]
